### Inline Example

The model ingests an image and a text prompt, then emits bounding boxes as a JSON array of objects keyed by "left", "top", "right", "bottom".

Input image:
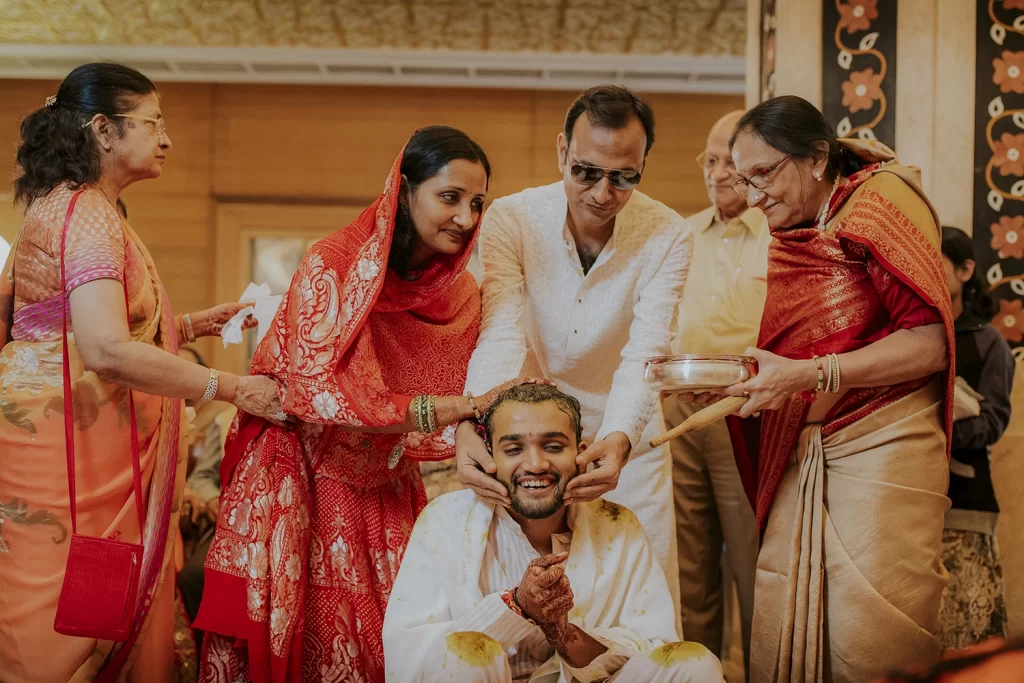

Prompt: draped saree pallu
[
  {"left": 195, "top": 143, "right": 481, "bottom": 683},
  {"left": 744, "top": 151, "right": 957, "bottom": 683},
  {"left": 0, "top": 185, "right": 185, "bottom": 683}
]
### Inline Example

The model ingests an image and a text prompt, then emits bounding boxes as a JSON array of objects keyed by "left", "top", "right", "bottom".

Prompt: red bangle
[
  {"left": 501, "top": 588, "right": 521, "bottom": 615},
  {"left": 501, "top": 587, "right": 535, "bottom": 624}
]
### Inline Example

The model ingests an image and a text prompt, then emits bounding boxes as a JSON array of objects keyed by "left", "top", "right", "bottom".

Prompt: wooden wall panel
[
  {"left": 0, "top": 78, "right": 742, "bottom": 317},
  {"left": 210, "top": 84, "right": 539, "bottom": 203}
]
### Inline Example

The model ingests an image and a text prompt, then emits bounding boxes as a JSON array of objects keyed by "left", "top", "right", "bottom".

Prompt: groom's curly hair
[{"left": 482, "top": 384, "right": 583, "bottom": 446}]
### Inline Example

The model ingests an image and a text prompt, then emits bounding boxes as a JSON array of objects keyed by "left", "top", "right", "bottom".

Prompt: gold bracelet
[
  {"left": 829, "top": 353, "right": 841, "bottom": 393},
  {"left": 182, "top": 312, "right": 197, "bottom": 343},
  {"left": 201, "top": 368, "right": 219, "bottom": 401},
  {"left": 813, "top": 355, "right": 825, "bottom": 393}
]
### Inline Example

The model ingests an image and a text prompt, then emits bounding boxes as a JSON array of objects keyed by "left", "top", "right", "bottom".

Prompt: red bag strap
[{"left": 60, "top": 189, "right": 145, "bottom": 537}]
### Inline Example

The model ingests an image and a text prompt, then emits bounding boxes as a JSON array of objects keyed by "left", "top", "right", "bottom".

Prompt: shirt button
[
  {"left": 574, "top": 329, "right": 578, "bottom": 334},
  {"left": 578, "top": 298, "right": 582, "bottom": 303}
]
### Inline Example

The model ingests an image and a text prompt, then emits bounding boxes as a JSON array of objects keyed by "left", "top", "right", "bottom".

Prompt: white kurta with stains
[
  {"left": 463, "top": 183, "right": 693, "bottom": 616},
  {"left": 382, "top": 491, "right": 724, "bottom": 683}
]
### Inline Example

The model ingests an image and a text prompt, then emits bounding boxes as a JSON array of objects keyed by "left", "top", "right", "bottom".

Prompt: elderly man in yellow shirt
[{"left": 662, "top": 110, "right": 771, "bottom": 677}]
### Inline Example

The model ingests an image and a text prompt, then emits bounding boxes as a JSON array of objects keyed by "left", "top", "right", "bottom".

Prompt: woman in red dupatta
[
  {"left": 704, "top": 97, "right": 954, "bottom": 682},
  {"left": 196, "top": 127, "right": 528, "bottom": 683}
]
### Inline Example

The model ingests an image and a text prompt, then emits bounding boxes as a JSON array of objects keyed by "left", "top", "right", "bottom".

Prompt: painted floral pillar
[{"left": 976, "top": 1, "right": 1024, "bottom": 357}]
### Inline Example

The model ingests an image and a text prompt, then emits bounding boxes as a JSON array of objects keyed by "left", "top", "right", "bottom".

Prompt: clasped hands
[{"left": 515, "top": 553, "right": 575, "bottom": 644}]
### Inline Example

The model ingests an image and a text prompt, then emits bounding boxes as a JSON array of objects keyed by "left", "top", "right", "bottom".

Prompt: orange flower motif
[
  {"left": 1005, "top": 0, "right": 1024, "bottom": 10},
  {"left": 993, "top": 298, "right": 1024, "bottom": 343},
  {"left": 991, "top": 215, "right": 1024, "bottom": 259},
  {"left": 841, "top": 68, "right": 883, "bottom": 113},
  {"left": 993, "top": 132, "right": 1024, "bottom": 176},
  {"left": 994, "top": 51, "right": 1024, "bottom": 94},
  {"left": 838, "top": 0, "right": 878, "bottom": 33}
]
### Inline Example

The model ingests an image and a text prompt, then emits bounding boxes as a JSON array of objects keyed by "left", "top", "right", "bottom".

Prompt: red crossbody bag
[{"left": 52, "top": 190, "right": 144, "bottom": 642}]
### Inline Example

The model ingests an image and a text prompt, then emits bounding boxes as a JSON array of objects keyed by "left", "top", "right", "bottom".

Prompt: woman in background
[{"left": 938, "top": 226, "right": 1014, "bottom": 649}]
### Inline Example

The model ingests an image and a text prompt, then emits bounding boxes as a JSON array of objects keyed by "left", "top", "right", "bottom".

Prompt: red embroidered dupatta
[
  {"left": 223, "top": 139, "right": 481, "bottom": 481},
  {"left": 744, "top": 142, "right": 955, "bottom": 529},
  {"left": 196, "top": 139, "right": 480, "bottom": 682}
]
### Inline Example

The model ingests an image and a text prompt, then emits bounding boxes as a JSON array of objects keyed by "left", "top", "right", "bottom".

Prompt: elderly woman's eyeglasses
[
  {"left": 116, "top": 114, "right": 168, "bottom": 141},
  {"left": 731, "top": 155, "right": 791, "bottom": 197},
  {"left": 82, "top": 114, "right": 168, "bottom": 141}
]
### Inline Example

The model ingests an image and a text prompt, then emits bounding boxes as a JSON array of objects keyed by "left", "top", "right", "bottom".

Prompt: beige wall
[{"left": 0, "top": 80, "right": 740, "bottom": 324}]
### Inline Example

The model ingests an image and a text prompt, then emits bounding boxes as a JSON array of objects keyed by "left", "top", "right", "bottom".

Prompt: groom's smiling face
[{"left": 489, "top": 400, "right": 582, "bottom": 519}]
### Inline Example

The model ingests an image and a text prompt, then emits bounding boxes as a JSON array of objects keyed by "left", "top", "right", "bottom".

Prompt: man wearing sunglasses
[
  {"left": 662, "top": 111, "right": 771, "bottom": 678},
  {"left": 456, "top": 84, "right": 693, "bottom": 620}
]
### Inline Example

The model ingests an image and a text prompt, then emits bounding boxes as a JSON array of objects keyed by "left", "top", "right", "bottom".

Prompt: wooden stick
[{"left": 649, "top": 396, "right": 748, "bottom": 448}]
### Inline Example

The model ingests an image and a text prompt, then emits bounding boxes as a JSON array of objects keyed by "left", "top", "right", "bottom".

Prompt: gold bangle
[
  {"left": 813, "top": 355, "right": 825, "bottom": 393},
  {"left": 182, "top": 312, "right": 197, "bottom": 343},
  {"left": 829, "top": 353, "right": 841, "bottom": 394},
  {"left": 426, "top": 394, "right": 437, "bottom": 433},
  {"left": 413, "top": 395, "right": 426, "bottom": 433}
]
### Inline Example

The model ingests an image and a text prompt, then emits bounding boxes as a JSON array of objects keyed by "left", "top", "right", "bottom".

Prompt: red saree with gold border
[
  {"left": 744, "top": 143, "right": 956, "bottom": 682},
  {"left": 195, "top": 139, "right": 481, "bottom": 683},
  {"left": 752, "top": 161, "right": 955, "bottom": 529}
]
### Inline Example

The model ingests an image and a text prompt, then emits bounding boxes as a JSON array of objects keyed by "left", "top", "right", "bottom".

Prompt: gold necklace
[{"left": 93, "top": 183, "right": 120, "bottom": 212}]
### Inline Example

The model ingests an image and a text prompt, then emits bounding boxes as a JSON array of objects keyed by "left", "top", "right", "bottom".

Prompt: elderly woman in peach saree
[{"left": 0, "top": 63, "right": 284, "bottom": 683}]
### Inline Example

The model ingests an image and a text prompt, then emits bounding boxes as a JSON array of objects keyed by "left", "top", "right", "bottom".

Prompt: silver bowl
[{"left": 644, "top": 354, "right": 757, "bottom": 392}]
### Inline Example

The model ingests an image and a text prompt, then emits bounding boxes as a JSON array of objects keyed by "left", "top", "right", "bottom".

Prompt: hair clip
[{"left": 44, "top": 96, "right": 57, "bottom": 107}]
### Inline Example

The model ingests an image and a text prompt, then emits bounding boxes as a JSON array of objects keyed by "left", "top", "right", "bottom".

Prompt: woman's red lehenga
[{"left": 194, "top": 142, "right": 481, "bottom": 683}]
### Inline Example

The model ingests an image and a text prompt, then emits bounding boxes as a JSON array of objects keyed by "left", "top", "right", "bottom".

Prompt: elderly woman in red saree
[
  {"left": 195, "top": 126, "right": 527, "bottom": 683},
  {"left": 0, "top": 64, "right": 284, "bottom": 683},
  {"left": 705, "top": 97, "right": 954, "bottom": 683}
]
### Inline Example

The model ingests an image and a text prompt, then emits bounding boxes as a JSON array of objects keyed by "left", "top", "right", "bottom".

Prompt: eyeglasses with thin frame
[
  {"left": 696, "top": 151, "right": 737, "bottom": 174},
  {"left": 731, "top": 154, "right": 790, "bottom": 197},
  {"left": 82, "top": 113, "right": 168, "bottom": 141},
  {"left": 568, "top": 160, "right": 643, "bottom": 190},
  {"left": 116, "top": 114, "right": 168, "bottom": 141}
]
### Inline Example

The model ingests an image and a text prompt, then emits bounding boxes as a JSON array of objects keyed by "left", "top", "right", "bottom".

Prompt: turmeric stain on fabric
[
  {"left": 649, "top": 641, "right": 711, "bottom": 666},
  {"left": 445, "top": 632, "right": 503, "bottom": 667}
]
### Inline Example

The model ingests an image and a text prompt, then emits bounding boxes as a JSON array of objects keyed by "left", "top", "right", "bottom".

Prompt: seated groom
[{"left": 382, "top": 384, "right": 724, "bottom": 682}]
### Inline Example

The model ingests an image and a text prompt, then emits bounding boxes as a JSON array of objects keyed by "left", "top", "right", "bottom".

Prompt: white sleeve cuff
[
  {"left": 559, "top": 632, "right": 631, "bottom": 683},
  {"left": 452, "top": 592, "right": 537, "bottom": 650}
]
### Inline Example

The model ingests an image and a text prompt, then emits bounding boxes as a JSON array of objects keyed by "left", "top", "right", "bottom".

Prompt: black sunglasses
[{"left": 569, "top": 162, "right": 643, "bottom": 190}]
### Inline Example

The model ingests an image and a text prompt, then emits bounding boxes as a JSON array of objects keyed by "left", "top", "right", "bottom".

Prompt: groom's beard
[{"left": 498, "top": 470, "right": 577, "bottom": 519}]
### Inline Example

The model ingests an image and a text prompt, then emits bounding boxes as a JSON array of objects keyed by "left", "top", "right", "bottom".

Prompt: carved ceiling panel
[{"left": 0, "top": 0, "right": 746, "bottom": 56}]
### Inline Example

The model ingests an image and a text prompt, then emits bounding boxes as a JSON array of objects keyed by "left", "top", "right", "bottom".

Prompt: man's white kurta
[
  {"left": 382, "top": 491, "right": 682, "bottom": 682},
  {"left": 463, "top": 182, "right": 692, "bottom": 615}
]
